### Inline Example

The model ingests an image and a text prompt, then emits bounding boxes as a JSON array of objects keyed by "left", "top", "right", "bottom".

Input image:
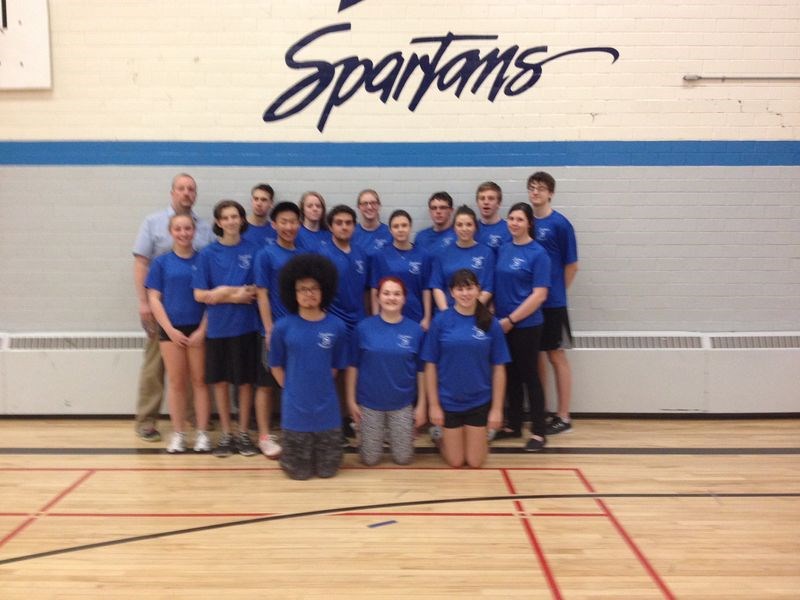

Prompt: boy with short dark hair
[{"left": 527, "top": 172, "right": 578, "bottom": 434}]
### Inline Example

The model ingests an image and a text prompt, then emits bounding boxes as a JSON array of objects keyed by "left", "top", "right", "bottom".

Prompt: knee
[
  {"left": 391, "top": 450, "right": 414, "bottom": 466},
  {"left": 360, "top": 454, "right": 382, "bottom": 467}
]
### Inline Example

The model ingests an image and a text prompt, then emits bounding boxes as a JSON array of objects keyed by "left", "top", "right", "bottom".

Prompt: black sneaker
[
  {"left": 235, "top": 431, "right": 258, "bottom": 457},
  {"left": 525, "top": 437, "right": 546, "bottom": 452},
  {"left": 546, "top": 417, "right": 573, "bottom": 435},
  {"left": 493, "top": 428, "right": 522, "bottom": 440},
  {"left": 212, "top": 433, "right": 235, "bottom": 458}
]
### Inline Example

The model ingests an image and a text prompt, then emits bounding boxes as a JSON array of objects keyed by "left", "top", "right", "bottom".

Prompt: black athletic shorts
[
  {"left": 540, "top": 307, "right": 573, "bottom": 351},
  {"left": 205, "top": 331, "right": 258, "bottom": 385},
  {"left": 256, "top": 334, "right": 279, "bottom": 388},
  {"left": 443, "top": 402, "right": 491, "bottom": 429},
  {"left": 158, "top": 323, "right": 200, "bottom": 342}
]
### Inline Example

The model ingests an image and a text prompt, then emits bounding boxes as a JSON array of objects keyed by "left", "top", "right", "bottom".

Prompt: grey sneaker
[
  {"left": 546, "top": 417, "right": 573, "bottom": 435},
  {"left": 213, "top": 433, "right": 235, "bottom": 458},
  {"left": 235, "top": 431, "right": 258, "bottom": 457},
  {"left": 137, "top": 427, "right": 161, "bottom": 442},
  {"left": 193, "top": 430, "right": 212, "bottom": 453}
]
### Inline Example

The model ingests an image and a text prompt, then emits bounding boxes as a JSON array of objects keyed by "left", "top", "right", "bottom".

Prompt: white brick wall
[{"left": 1, "top": 0, "right": 798, "bottom": 140}]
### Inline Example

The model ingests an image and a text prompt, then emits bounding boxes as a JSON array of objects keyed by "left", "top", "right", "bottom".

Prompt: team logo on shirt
[
  {"left": 472, "top": 326, "right": 488, "bottom": 340},
  {"left": 442, "top": 237, "right": 453, "bottom": 247},
  {"left": 488, "top": 234, "right": 502, "bottom": 247},
  {"left": 397, "top": 334, "right": 413, "bottom": 349},
  {"left": 471, "top": 256, "right": 485, "bottom": 269},
  {"left": 510, "top": 257, "right": 526, "bottom": 271},
  {"left": 318, "top": 332, "right": 335, "bottom": 348},
  {"left": 536, "top": 227, "right": 551, "bottom": 241},
  {"left": 355, "top": 259, "right": 366, "bottom": 274},
  {"left": 238, "top": 254, "right": 253, "bottom": 269},
  {"left": 373, "top": 239, "right": 388, "bottom": 250},
  {"left": 408, "top": 261, "right": 422, "bottom": 275}
]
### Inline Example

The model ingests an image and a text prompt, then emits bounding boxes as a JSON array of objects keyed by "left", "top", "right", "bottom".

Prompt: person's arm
[
  {"left": 414, "top": 371, "right": 427, "bottom": 428},
  {"left": 270, "top": 366, "right": 285, "bottom": 388},
  {"left": 345, "top": 366, "right": 361, "bottom": 425},
  {"left": 134, "top": 255, "right": 156, "bottom": 337},
  {"left": 194, "top": 285, "right": 256, "bottom": 305},
  {"left": 432, "top": 288, "right": 448, "bottom": 312},
  {"left": 478, "top": 290, "right": 493, "bottom": 305},
  {"left": 488, "top": 364, "right": 505, "bottom": 431},
  {"left": 500, "top": 287, "right": 548, "bottom": 334},
  {"left": 425, "top": 363, "right": 444, "bottom": 426},
  {"left": 420, "top": 289, "right": 432, "bottom": 331},
  {"left": 256, "top": 288, "right": 274, "bottom": 347},
  {"left": 187, "top": 313, "right": 208, "bottom": 347},
  {"left": 370, "top": 288, "right": 379, "bottom": 315},
  {"left": 564, "top": 262, "right": 579, "bottom": 289},
  {"left": 147, "top": 288, "right": 188, "bottom": 347}
]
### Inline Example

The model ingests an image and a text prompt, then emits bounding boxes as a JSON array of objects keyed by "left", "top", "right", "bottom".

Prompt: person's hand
[
  {"left": 500, "top": 317, "right": 513, "bottom": 334},
  {"left": 429, "top": 405, "right": 444, "bottom": 427},
  {"left": 167, "top": 327, "right": 189, "bottom": 347},
  {"left": 487, "top": 408, "right": 503, "bottom": 432}
]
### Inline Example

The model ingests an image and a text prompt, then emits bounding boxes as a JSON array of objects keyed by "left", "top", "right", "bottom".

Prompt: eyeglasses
[
  {"left": 358, "top": 201, "right": 379, "bottom": 207},
  {"left": 527, "top": 185, "right": 549, "bottom": 192},
  {"left": 295, "top": 285, "right": 321, "bottom": 295}
]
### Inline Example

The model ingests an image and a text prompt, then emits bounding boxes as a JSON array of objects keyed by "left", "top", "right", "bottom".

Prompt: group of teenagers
[{"left": 135, "top": 171, "right": 578, "bottom": 480}]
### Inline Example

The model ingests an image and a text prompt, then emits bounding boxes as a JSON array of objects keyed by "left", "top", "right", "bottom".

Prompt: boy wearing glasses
[{"left": 527, "top": 172, "right": 579, "bottom": 435}]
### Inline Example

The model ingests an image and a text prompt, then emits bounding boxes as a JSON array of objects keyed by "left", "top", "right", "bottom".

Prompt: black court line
[
  {"left": 0, "top": 446, "right": 797, "bottom": 455},
  {"left": 0, "top": 492, "right": 798, "bottom": 567}
]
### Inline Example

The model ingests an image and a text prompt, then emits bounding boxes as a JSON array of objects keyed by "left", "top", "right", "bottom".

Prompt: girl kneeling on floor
[
  {"left": 421, "top": 269, "right": 510, "bottom": 468},
  {"left": 269, "top": 254, "right": 348, "bottom": 480}
]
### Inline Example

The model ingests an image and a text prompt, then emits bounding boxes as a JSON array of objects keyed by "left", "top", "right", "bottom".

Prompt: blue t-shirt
[
  {"left": 254, "top": 243, "right": 300, "bottom": 329},
  {"left": 145, "top": 251, "right": 205, "bottom": 327},
  {"left": 269, "top": 313, "right": 348, "bottom": 432},
  {"left": 494, "top": 241, "right": 552, "bottom": 328},
  {"left": 242, "top": 222, "right": 277, "bottom": 247},
  {"left": 369, "top": 244, "right": 432, "bottom": 323},
  {"left": 319, "top": 242, "right": 369, "bottom": 330},
  {"left": 420, "top": 309, "right": 510, "bottom": 413},
  {"left": 535, "top": 210, "right": 578, "bottom": 308},
  {"left": 296, "top": 226, "right": 331, "bottom": 253},
  {"left": 349, "top": 316, "right": 424, "bottom": 412},
  {"left": 192, "top": 240, "right": 259, "bottom": 339},
  {"left": 414, "top": 227, "right": 456, "bottom": 253},
  {"left": 352, "top": 223, "right": 392, "bottom": 256},
  {"left": 476, "top": 220, "right": 511, "bottom": 255},
  {"left": 429, "top": 242, "right": 496, "bottom": 307}
]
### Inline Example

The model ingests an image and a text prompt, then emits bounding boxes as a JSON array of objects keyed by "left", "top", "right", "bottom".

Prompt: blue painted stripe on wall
[{"left": 1, "top": 141, "right": 798, "bottom": 167}]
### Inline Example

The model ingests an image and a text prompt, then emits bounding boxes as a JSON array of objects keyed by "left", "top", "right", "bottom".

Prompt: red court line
[
  {"left": 46, "top": 512, "right": 278, "bottom": 518},
  {"left": 0, "top": 469, "right": 95, "bottom": 549},
  {"left": 501, "top": 469, "right": 563, "bottom": 600},
  {"left": 0, "top": 466, "right": 580, "bottom": 472},
  {"left": 575, "top": 468, "right": 676, "bottom": 600}
]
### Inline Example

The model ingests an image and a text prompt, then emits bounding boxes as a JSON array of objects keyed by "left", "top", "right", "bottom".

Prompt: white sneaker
[
  {"left": 258, "top": 434, "right": 282, "bottom": 459},
  {"left": 166, "top": 432, "right": 186, "bottom": 454},
  {"left": 193, "top": 430, "right": 211, "bottom": 453}
]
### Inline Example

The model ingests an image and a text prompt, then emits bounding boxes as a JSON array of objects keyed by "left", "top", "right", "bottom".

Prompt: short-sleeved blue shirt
[
  {"left": 420, "top": 309, "right": 510, "bottom": 413},
  {"left": 269, "top": 313, "right": 348, "bottom": 432},
  {"left": 145, "top": 251, "right": 205, "bottom": 327},
  {"left": 192, "top": 240, "right": 259, "bottom": 339},
  {"left": 494, "top": 241, "right": 552, "bottom": 328},
  {"left": 349, "top": 316, "right": 424, "bottom": 411}
]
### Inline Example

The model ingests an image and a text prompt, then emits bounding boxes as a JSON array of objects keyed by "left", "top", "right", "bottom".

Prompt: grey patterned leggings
[
  {"left": 359, "top": 405, "right": 415, "bottom": 466},
  {"left": 279, "top": 428, "right": 343, "bottom": 480}
]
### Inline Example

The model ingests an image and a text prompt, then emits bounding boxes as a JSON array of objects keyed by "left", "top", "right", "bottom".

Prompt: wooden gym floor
[{"left": 0, "top": 417, "right": 798, "bottom": 599}]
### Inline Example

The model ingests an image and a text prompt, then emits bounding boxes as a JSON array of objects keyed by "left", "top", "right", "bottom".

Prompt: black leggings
[{"left": 505, "top": 325, "right": 546, "bottom": 438}]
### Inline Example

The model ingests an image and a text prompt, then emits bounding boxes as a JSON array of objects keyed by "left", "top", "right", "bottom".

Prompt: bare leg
[
  {"left": 237, "top": 384, "right": 253, "bottom": 433},
  {"left": 213, "top": 382, "right": 232, "bottom": 433},
  {"left": 187, "top": 343, "right": 210, "bottom": 431},
  {"left": 538, "top": 352, "right": 552, "bottom": 414},
  {"left": 463, "top": 425, "right": 490, "bottom": 468},
  {"left": 255, "top": 386, "right": 272, "bottom": 438},
  {"left": 547, "top": 349, "right": 572, "bottom": 419},
  {"left": 440, "top": 427, "right": 466, "bottom": 467},
  {"left": 160, "top": 341, "right": 188, "bottom": 433}
]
